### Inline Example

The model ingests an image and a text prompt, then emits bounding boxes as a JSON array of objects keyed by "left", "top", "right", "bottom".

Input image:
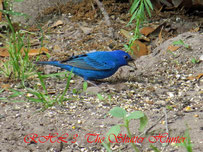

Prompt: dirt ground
[{"left": 0, "top": 1, "right": 203, "bottom": 152}]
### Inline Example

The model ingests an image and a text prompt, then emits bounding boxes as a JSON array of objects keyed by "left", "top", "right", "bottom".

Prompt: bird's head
[{"left": 112, "top": 50, "right": 134, "bottom": 66}]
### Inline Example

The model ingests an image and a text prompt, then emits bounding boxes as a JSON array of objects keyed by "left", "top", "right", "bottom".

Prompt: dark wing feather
[{"left": 60, "top": 53, "right": 116, "bottom": 71}]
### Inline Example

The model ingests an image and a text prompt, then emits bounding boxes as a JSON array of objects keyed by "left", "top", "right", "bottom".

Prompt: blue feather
[{"left": 35, "top": 50, "right": 133, "bottom": 80}]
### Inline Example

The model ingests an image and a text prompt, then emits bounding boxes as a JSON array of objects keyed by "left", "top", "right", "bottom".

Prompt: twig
[
  {"left": 94, "top": 0, "right": 110, "bottom": 26},
  {"left": 138, "top": 114, "right": 165, "bottom": 137},
  {"left": 163, "top": 107, "right": 169, "bottom": 150},
  {"left": 163, "top": 108, "right": 169, "bottom": 135},
  {"left": 94, "top": 0, "right": 114, "bottom": 38}
]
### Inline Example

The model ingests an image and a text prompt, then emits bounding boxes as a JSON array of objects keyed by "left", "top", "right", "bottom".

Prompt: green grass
[
  {"left": 0, "top": 1, "right": 34, "bottom": 87},
  {"left": 176, "top": 128, "right": 193, "bottom": 152},
  {"left": 6, "top": 71, "right": 73, "bottom": 110}
]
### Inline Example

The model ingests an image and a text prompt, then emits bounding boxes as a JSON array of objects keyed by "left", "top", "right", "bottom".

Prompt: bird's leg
[
  {"left": 86, "top": 80, "right": 99, "bottom": 87},
  {"left": 74, "top": 78, "right": 84, "bottom": 90},
  {"left": 73, "top": 79, "right": 99, "bottom": 91}
]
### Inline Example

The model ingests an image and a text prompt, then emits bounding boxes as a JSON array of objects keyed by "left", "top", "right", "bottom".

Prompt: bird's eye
[{"left": 124, "top": 55, "right": 128, "bottom": 59}]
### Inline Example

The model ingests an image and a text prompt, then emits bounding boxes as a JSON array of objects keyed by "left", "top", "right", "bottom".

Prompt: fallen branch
[{"left": 94, "top": 0, "right": 114, "bottom": 38}]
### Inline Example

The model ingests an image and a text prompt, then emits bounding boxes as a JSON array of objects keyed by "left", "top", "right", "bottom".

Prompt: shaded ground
[{"left": 0, "top": 1, "right": 203, "bottom": 151}]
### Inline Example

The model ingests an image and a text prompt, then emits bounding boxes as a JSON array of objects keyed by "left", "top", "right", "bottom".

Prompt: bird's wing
[{"left": 60, "top": 53, "right": 116, "bottom": 71}]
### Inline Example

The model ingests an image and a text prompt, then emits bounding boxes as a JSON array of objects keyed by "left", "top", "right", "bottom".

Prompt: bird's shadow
[{"left": 91, "top": 76, "right": 143, "bottom": 85}]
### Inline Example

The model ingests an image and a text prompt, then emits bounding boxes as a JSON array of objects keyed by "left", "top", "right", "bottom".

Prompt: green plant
[
  {"left": 102, "top": 107, "right": 148, "bottom": 152},
  {"left": 83, "top": 81, "right": 88, "bottom": 91},
  {"left": 97, "top": 93, "right": 104, "bottom": 100},
  {"left": 176, "top": 128, "right": 193, "bottom": 152},
  {"left": 191, "top": 58, "right": 200, "bottom": 64},
  {"left": 0, "top": 0, "right": 33, "bottom": 86},
  {"left": 125, "top": 0, "right": 153, "bottom": 52},
  {"left": 173, "top": 40, "right": 190, "bottom": 49},
  {"left": 26, "top": 72, "right": 72, "bottom": 110},
  {"left": 150, "top": 145, "right": 161, "bottom": 152},
  {"left": 0, "top": 30, "right": 35, "bottom": 86},
  {"left": 6, "top": 72, "right": 73, "bottom": 110}
]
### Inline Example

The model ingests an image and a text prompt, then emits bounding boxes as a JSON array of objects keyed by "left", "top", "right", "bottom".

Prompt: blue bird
[{"left": 35, "top": 50, "right": 133, "bottom": 80}]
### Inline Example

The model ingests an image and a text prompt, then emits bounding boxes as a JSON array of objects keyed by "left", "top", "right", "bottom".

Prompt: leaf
[
  {"left": 130, "top": 0, "right": 141, "bottom": 14},
  {"left": 101, "top": 142, "right": 112, "bottom": 152},
  {"left": 187, "top": 73, "right": 203, "bottom": 80},
  {"left": 128, "top": 9, "right": 139, "bottom": 25},
  {"left": 51, "top": 20, "right": 64, "bottom": 28},
  {"left": 83, "top": 81, "right": 88, "bottom": 91},
  {"left": 176, "top": 128, "right": 193, "bottom": 152},
  {"left": 24, "top": 47, "right": 49, "bottom": 56},
  {"left": 106, "top": 125, "right": 120, "bottom": 142},
  {"left": 146, "top": 0, "right": 153, "bottom": 10},
  {"left": 191, "top": 58, "right": 199, "bottom": 64},
  {"left": 173, "top": 40, "right": 189, "bottom": 48},
  {"left": 0, "top": 48, "right": 9, "bottom": 57},
  {"left": 120, "top": 29, "right": 133, "bottom": 40},
  {"left": 150, "top": 145, "right": 161, "bottom": 152},
  {"left": 158, "top": 26, "right": 164, "bottom": 44},
  {"left": 26, "top": 97, "right": 43, "bottom": 103},
  {"left": 173, "top": 39, "right": 184, "bottom": 45},
  {"left": 144, "top": 0, "right": 151, "bottom": 17},
  {"left": 0, "top": 47, "right": 49, "bottom": 57},
  {"left": 139, "top": 114, "right": 148, "bottom": 132},
  {"left": 109, "top": 107, "right": 126, "bottom": 118},
  {"left": 1, "top": 84, "right": 11, "bottom": 90},
  {"left": 0, "top": 97, "right": 7, "bottom": 100},
  {"left": 167, "top": 45, "right": 180, "bottom": 52},
  {"left": 97, "top": 93, "right": 104, "bottom": 100},
  {"left": 127, "top": 111, "right": 144, "bottom": 120},
  {"left": 140, "top": 27, "right": 155, "bottom": 36},
  {"left": 131, "top": 40, "right": 149, "bottom": 58},
  {"left": 27, "top": 89, "right": 43, "bottom": 99},
  {"left": 190, "top": 27, "right": 199, "bottom": 32}
]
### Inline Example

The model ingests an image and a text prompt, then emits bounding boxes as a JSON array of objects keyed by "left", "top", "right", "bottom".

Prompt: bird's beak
[{"left": 127, "top": 59, "right": 137, "bottom": 70}]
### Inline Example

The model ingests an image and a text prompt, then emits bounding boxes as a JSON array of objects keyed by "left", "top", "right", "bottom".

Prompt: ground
[{"left": 0, "top": 1, "right": 203, "bottom": 152}]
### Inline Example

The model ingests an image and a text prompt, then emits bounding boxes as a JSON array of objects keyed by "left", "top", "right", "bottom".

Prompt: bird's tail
[
  {"left": 34, "top": 61, "right": 72, "bottom": 71},
  {"left": 35, "top": 61, "right": 60, "bottom": 66}
]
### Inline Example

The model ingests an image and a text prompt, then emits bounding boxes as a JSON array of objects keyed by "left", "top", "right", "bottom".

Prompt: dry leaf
[
  {"left": 51, "top": 20, "right": 64, "bottom": 28},
  {"left": 120, "top": 29, "right": 148, "bottom": 58},
  {"left": 120, "top": 29, "right": 133, "bottom": 40},
  {"left": 1, "top": 84, "right": 11, "bottom": 90},
  {"left": 140, "top": 27, "right": 155, "bottom": 36},
  {"left": 0, "top": 48, "right": 9, "bottom": 57},
  {"left": 167, "top": 45, "right": 180, "bottom": 52},
  {"left": 131, "top": 40, "right": 149, "bottom": 58},
  {"left": 187, "top": 73, "right": 203, "bottom": 80},
  {"left": 120, "top": 29, "right": 150, "bottom": 42},
  {"left": 22, "top": 47, "right": 49, "bottom": 56},
  {"left": 190, "top": 27, "right": 200, "bottom": 32},
  {"left": 158, "top": 26, "right": 164, "bottom": 44},
  {"left": 0, "top": 47, "right": 49, "bottom": 57}
]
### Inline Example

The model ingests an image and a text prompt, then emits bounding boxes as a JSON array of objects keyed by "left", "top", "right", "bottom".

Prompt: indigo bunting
[{"left": 35, "top": 50, "right": 133, "bottom": 80}]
